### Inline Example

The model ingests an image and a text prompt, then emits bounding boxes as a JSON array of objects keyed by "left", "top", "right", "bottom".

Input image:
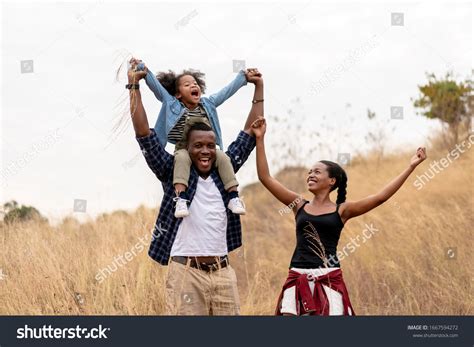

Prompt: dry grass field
[{"left": 0, "top": 139, "right": 472, "bottom": 315}]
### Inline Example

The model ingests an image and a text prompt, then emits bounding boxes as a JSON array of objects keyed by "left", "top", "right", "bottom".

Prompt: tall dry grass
[{"left": 0, "top": 141, "right": 472, "bottom": 315}]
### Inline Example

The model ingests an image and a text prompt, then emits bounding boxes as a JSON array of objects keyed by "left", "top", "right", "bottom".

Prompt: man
[{"left": 127, "top": 58, "right": 264, "bottom": 315}]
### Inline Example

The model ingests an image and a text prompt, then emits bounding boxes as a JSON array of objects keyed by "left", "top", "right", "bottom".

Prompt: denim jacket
[{"left": 138, "top": 63, "right": 248, "bottom": 149}]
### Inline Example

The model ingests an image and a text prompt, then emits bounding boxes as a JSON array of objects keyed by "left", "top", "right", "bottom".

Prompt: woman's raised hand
[
  {"left": 128, "top": 57, "right": 148, "bottom": 83},
  {"left": 251, "top": 117, "right": 266, "bottom": 139},
  {"left": 410, "top": 147, "right": 427, "bottom": 168}
]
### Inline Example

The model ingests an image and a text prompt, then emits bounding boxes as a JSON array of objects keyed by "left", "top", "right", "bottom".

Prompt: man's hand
[
  {"left": 250, "top": 117, "right": 266, "bottom": 139},
  {"left": 128, "top": 57, "right": 148, "bottom": 84},
  {"left": 409, "top": 147, "right": 427, "bottom": 168},
  {"left": 245, "top": 68, "right": 263, "bottom": 84}
]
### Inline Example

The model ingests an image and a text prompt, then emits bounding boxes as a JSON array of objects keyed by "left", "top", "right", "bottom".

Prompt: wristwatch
[{"left": 125, "top": 84, "right": 140, "bottom": 90}]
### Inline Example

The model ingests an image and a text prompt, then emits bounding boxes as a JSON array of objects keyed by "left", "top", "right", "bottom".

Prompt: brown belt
[{"left": 171, "top": 255, "right": 229, "bottom": 272}]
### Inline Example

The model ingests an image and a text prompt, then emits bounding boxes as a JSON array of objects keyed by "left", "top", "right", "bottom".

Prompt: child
[{"left": 131, "top": 58, "right": 260, "bottom": 218}]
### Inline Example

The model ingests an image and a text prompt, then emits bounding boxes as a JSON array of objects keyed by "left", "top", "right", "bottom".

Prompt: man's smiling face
[{"left": 187, "top": 129, "right": 217, "bottom": 178}]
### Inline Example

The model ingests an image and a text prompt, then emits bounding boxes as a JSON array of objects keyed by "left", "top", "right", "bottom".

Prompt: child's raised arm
[
  {"left": 340, "top": 147, "right": 427, "bottom": 223},
  {"left": 208, "top": 69, "right": 251, "bottom": 107},
  {"left": 133, "top": 59, "right": 174, "bottom": 103}
]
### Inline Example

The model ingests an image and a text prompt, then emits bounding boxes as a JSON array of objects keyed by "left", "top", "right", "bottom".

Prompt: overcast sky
[{"left": 1, "top": 0, "right": 472, "bottom": 223}]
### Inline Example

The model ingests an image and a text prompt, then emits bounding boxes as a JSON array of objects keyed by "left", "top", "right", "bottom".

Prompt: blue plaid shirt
[{"left": 136, "top": 129, "right": 256, "bottom": 266}]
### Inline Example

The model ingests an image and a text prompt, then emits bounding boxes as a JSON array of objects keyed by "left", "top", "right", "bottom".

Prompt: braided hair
[
  {"left": 319, "top": 160, "right": 348, "bottom": 204},
  {"left": 156, "top": 69, "right": 206, "bottom": 96}
]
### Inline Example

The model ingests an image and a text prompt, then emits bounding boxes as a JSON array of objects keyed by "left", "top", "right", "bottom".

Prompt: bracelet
[
  {"left": 252, "top": 99, "right": 264, "bottom": 104},
  {"left": 125, "top": 84, "right": 140, "bottom": 90}
]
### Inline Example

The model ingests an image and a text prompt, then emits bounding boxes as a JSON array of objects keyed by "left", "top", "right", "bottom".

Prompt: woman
[{"left": 251, "top": 117, "right": 427, "bottom": 316}]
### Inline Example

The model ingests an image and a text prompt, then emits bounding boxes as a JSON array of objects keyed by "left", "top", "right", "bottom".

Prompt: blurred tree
[
  {"left": 413, "top": 71, "right": 473, "bottom": 147},
  {"left": 2, "top": 200, "right": 47, "bottom": 224}
]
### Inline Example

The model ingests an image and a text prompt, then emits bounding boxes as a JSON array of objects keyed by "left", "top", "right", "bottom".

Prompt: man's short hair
[{"left": 186, "top": 122, "right": 214, "bottom": 142}]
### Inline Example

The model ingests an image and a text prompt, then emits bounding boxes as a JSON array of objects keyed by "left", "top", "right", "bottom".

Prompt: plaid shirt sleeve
[
  {"left": 136, "top": 129, "right": 173, "bottom": 182},
  {"left": 225, "top": 131, "right": 256, "bottom": 173},
  {"left": 138, "top": 129, "right": 255, "bottom": 266}
]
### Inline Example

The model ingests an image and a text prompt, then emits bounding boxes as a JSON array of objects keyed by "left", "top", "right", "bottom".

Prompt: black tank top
[{"left": 289, "top": 200, "right": 344, "bottom": 268}]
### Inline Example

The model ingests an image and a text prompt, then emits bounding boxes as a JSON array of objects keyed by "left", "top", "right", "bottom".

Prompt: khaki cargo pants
[{"left": 165, "top": 259, "right": 240, "bottom": 315}]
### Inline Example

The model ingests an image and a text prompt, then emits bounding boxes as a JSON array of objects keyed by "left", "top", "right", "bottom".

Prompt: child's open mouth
[{"left": 191, "top": 90, "right": 199, "bottom": 97}]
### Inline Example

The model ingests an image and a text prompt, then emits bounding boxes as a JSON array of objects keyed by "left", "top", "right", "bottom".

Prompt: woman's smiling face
[{"left": 307, "top": 162, "right": 336, "bottom": 193}]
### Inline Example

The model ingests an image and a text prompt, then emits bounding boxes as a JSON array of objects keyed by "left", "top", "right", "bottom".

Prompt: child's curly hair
[{"left": 156, "top": 69, "right": 206, "bottom": 96}]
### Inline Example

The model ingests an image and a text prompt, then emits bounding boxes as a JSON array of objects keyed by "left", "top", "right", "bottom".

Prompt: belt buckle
[
  {"left": 209, "top": 261, "right": 221, "bottom": 272},
  {"left": 197, "top": 261, "right": 212, "bottom": 272},
  {"left": 306, "top": 274, "right": 315, "bottom": 282},
  {"left": 205, "top": 260, "right": 221, "bottom": 273},
  {"left": 197, "top": 257, "right": 227, "bottom": 272}
]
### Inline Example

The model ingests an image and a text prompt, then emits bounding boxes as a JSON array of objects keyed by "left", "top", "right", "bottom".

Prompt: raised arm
[
  {"left": 252, "top": 118, "right": 302, "bottom": 210},
  {"left": 340, "top": 147, "right": 427, "bottom": 222},
  {"left": 128, "top": 59, "right": 173, "bottom": 181},
  {"left": 243, "top": 70, "right": 264, "bottom": 130},
  {"left": 208, "top": 70, "right": 248, "bottom": 107},
  {"left": 244, "top": 69, "right": 265, "bottom": 130},
  {"left": 128, "top": 58, "right": 150, "bottom": 137},
  {"left": 134, "top": 60, "right": 173, "bottom": 103},
  {"left": 225, "top": 76, "right": 264, "bottom": 172}
]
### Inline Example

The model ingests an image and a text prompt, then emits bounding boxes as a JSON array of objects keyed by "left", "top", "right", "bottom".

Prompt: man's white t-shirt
[{"left": 170, "top": 176, "right": 228, "bottom": 256}]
